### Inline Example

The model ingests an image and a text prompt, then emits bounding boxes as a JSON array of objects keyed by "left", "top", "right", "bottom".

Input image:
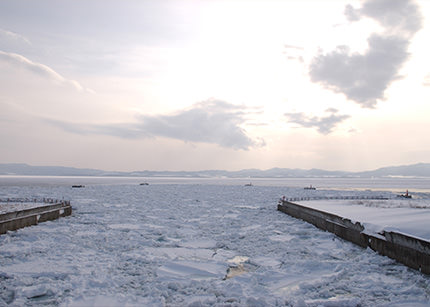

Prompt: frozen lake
[{"left": 1, "top": 176, "right": 430, "bottom": 306}]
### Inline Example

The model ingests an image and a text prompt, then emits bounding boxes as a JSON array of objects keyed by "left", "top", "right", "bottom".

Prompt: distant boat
[
  {"left": 304, "top": 185, "right": 316, "bottom": 190},
  {"left": 397, "top": 190, "right": 412, "bottom": 198},
  {"left": 72, "top": 185, "right": 85, "bottom": 188},
  {"left": 244, "top": 183, "right": 253, "bottom": 186},
  {"left": 139, "top": 182, "right": 149, "bottom": 186}
]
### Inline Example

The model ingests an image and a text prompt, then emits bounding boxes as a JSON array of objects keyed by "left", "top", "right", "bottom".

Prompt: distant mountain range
[{"left": 1, "top": 163, "right": 430, "bottom": 178}]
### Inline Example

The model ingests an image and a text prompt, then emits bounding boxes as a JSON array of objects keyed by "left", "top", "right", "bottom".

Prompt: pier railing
[
  {"left": 281, "top": 195, "right": 389, "bottom": 202},
  {"left": 0, "top": 198, "right": 70, "bottom": 206}
]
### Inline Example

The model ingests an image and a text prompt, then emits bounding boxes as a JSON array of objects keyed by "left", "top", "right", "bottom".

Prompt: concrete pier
[
  {"left": 0, "top": 200, "right": 72, "bottom": 235},
  {"left": 278, "top": 199, "right": 430, "bottom": 275}
]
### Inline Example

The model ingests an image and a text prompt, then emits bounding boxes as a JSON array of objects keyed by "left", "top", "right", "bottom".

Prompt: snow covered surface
[
  {"left": 0, "top": 176, "right": 429, "bottom": 306},
  {"left": 299, "top": 199, "right": 430, "bottom": 241}
]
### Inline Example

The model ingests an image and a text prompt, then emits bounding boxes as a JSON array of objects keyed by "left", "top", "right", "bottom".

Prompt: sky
[{"left": 1, "top": 0, "right": 430, "bottom": 172}]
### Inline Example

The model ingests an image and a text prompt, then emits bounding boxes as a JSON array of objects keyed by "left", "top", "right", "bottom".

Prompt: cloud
[
  {"left": 47, "top": 99, "right": 264, "bottom": 150},
  {"left": 344, "top": 4, "right": 361, "bottom": 22},
  {"left": 310, "top": 0, "right": 423, "bottom": 108},
  {"left": 137, "top": 100, "right": 262, "bottom": 150},
  {"left": 348, "top": 0, "right": 423, "bottom": 36},
  {"left": 0, "top": 50, "right": 90, "bottom": 92},
  {"left": 44, "top": 119, "right": 145, "bottom": 139},
  {"left": 0, "top": 28, "right": 31, "bottom": 45},
  {"left": 310, "top": 35, "right": 409, "bottom": 108},
  {"left": 285, "top": 108, "right": 350, "bottom": 134},
  {"left": 284, "top": 44, "right": 304, "bottom": 63},
  {"left": 284, "top": 44, "right": 304, "bottom": 50}
]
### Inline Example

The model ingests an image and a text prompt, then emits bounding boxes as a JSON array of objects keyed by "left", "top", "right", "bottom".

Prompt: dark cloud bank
[
  {"left": 47, "top": 99, "right": 264, "bottom": 150},
  {"left": 310, "top": 0, "right": 423, "bottom": 108}
]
